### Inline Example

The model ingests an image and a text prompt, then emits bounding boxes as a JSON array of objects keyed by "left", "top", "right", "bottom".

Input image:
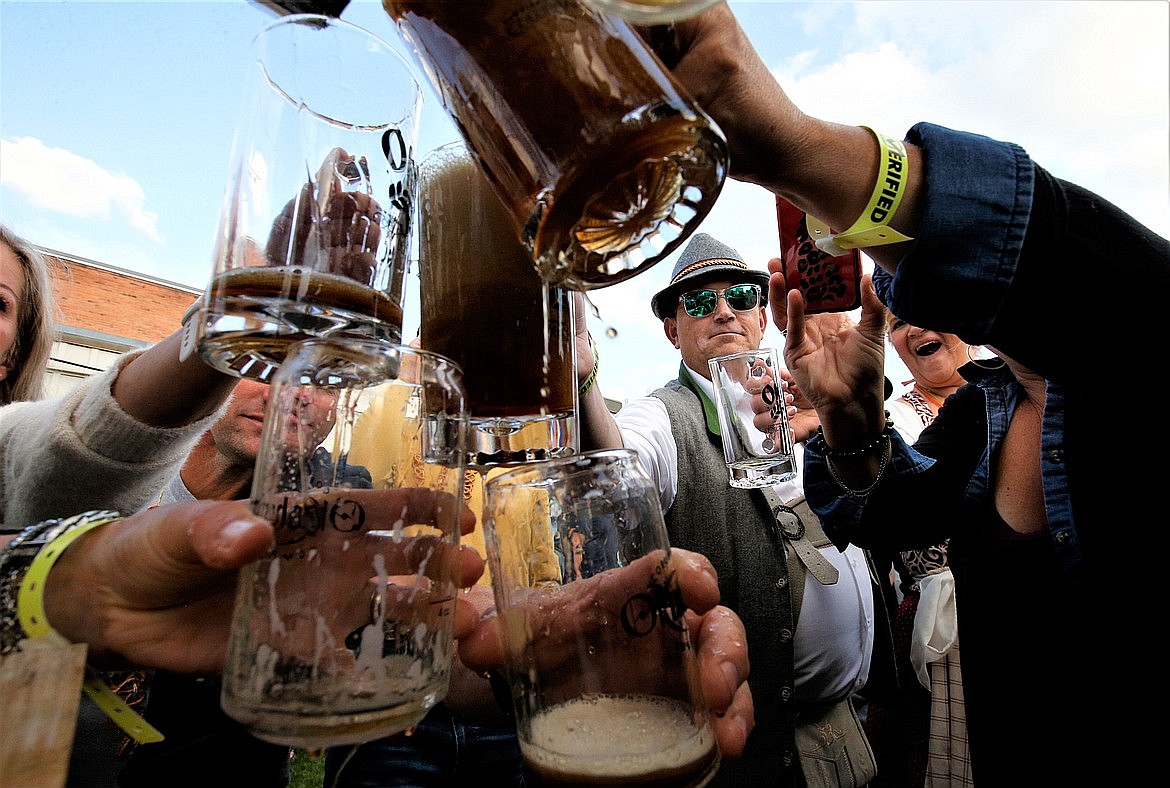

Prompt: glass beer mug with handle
[
  {"left": 384, "top": 0, "right": 728, "bottom": 290},
  {"left": 482, "top": 449, "right": 721, "bottom": 787},
  {"left": 188, "top": 14, "right": 422, "bottom": 382},
  {"left": 220, "top": 338, "right": 469, "bottom": 749}
]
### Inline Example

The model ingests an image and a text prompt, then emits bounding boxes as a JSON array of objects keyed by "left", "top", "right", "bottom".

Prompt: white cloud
[
  {"left": 767, "top": 1, "right": 1168, "bottom": 236},
  {"left": 0, "top": 136, "right": 165, "bottom": 244},
  {"left": 592, "top": 0, "right": 1167, "bottom": 401}
]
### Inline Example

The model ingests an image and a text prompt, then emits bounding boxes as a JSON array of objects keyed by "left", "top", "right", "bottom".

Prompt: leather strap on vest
[{"left": 759, "top": 489, "right": 840, "bottom": 586}]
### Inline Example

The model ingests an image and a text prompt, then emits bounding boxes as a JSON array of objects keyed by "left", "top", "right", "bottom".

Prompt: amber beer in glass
[
  {"left": 384, "top": 0, "right": 727, "bottom": 290},
  {"left": 418, "top": 142, "right": 576, "bottom": 467}
]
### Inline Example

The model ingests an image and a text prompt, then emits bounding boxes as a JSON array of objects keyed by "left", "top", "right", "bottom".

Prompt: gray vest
[{"left": 653, "top": 378, "right": 807, "bottom": 787}]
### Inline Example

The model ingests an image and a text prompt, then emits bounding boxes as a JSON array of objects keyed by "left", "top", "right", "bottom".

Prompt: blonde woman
[{"left": 0, "top": 223, "right": 57, "bottom": 404}]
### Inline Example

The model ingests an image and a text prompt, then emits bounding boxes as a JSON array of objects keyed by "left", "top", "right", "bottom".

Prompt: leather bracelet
[
  {"left": 11, "top": 510, "right": 164, "bottom": 744},
  {"left": 1, "top": 515, "right": 91, "bottom": 656}
]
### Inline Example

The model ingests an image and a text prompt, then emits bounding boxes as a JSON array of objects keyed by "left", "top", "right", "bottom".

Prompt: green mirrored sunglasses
[{"left": 679, "top": 284, "right": 762, "bottom": 318}]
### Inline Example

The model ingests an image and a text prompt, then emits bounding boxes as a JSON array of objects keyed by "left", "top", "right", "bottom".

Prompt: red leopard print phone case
[{"left": 776, "top": 196, "right": 862, "bottom": 314}]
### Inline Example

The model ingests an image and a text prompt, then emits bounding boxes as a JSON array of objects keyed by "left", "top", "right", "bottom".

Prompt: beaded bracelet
[
  {"left": 578, "top": 334, "right": 599, "bottom": 398},
  {"left": 806, "top": 127, "right": 914, "bottom": 257},
  {"left": 825, "top": 435, "right": 892, "bottom": 499},
  {"left": 818, "top": 411, "right": 895, "bottom": 458}
]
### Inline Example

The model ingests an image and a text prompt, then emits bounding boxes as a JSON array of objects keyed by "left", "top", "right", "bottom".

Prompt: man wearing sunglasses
[{"left": 578, "top": 233, "right": 885, "bottom": 788}]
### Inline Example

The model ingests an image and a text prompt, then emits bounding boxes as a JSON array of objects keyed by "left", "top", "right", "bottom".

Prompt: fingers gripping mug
[{"left": 482, "top": 450, "right": 720, "bottom": 786}]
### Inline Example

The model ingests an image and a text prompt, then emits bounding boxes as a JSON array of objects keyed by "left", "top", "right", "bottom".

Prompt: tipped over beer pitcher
[{"left": 385, "top": 0, "right": 728, "bottom": 290}]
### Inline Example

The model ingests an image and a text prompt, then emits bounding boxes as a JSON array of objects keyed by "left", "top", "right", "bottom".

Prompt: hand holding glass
[
  {"left": 190, "top": 14, "right": 422, "bottom": 381},
  {"left": 220, "top": 339, "right": 468, "bottom": 748},
  {"left": 482, "top": 449, "right": 720, "bottom": 787},
  {"left": 708, "top": 347, "right": 797, "bottom": 488}
]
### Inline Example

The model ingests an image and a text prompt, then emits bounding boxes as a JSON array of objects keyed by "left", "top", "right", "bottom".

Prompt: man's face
[
  {"left": 209, "top": 378, "right": 270, "bottom": 465},
  {"left": 664, "top": 278, "right": 767, "bottom": 378},
  {"left": 210, "top": 378, "right": 337, "bottom": 464}
]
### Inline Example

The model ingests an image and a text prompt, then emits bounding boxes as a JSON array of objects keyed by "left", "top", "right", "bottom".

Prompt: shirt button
[
  {"left": 1055, "top": 531, "right": 1069, "bottom": 543},
  {"left": 778, "top": 628, "right": 793, "bottom": 643},
  {"left": 775, "top": 576, "right": 788, "bottom": 589},
  {"left": 781, "top": 685, "right": 793, "bottom": 702},
  {"left": 1049, "top": 449, "right": 1063, "bottom": 463},
  {"left": 782, "top": 751, "right": 796, "bottom": 767}
]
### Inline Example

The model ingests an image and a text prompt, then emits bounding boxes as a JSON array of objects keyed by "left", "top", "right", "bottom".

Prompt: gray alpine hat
[{"left": 650, "top": 233, "right": 771, "bottom": 320}]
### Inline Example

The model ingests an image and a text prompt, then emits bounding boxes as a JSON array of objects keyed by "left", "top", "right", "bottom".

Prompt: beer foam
[{"left": 521, "top": 693, "right": 716, "bottom": 780}]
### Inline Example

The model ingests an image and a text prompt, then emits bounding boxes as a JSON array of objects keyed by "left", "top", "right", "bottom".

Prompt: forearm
[
  {"left": 112, "top": 330, "right": 236, "bottom": 427},
  {"left": 670, "top": 6, "right": 924, "bottom": 273},
  {"left": 763, "top": 121, "right": 925, "bottom": 275},
  {"left": 578, "top": 384, "right": 625, "bottom": 451}
]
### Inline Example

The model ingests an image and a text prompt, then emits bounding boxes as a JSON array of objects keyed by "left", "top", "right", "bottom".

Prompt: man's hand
[
  {"left": 266, "top": 147, "right": 383, "bottom": 284},
  {"left": 456, "top": 548, "right": 754, "bottom": 758},
  {"left": 41, "top": 499, "right": 484, "bottom": 673},
  {"left": 771, "top": 263, "right": 886, "bottom": 419}
]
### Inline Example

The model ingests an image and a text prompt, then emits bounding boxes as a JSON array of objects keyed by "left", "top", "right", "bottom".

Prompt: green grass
[{"left": 290, "top": 748, "right": 326, "bottom": 788}]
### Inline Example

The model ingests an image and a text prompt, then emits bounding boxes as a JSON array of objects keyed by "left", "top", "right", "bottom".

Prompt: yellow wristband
[
  {"left": 17, "top": 510, "right": 164, "bottom": 744},
  {"left": 579, "top": 334, "right": 599, "bottom": 398},
  {"left": 806, "top": 126, "right": 914, "bottom": 256}
]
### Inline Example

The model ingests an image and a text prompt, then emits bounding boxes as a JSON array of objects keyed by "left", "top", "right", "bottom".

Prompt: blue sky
[{"left": 2, "top": 0, "right": 1168, "bottom": 400}]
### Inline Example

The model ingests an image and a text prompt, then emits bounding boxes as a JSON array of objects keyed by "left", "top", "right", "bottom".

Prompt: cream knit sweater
[{"left": 0, "top": 349, "right": 225, "bottom": 533}]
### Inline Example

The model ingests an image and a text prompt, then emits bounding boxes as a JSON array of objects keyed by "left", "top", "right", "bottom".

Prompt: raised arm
[
  {"left": 662, "top": 4, "right": 924, "bottom": 274},
  {"left": 111, "top": 328, "right": 236, "bottom": 427}
]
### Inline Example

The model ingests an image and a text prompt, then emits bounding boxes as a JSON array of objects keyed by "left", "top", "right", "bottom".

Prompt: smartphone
[{"left": 775, "top": 196, "right": 862, "bottom": 314}]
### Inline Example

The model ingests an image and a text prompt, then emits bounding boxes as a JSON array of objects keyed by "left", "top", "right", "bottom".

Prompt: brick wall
[{"left": 45, "top": 252, "right": 200, "bottom": 344}]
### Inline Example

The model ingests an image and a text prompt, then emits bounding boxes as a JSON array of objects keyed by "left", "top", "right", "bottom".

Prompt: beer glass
[
  {"left": 482, "top": 450, "right": 720, "bottom": 787},
  {"left": 220, "top": 339, "right": 469, "bottom": 748},
  {"left": 418, "top": 142, "right": 577, "bottom": 468},
  {"left": 708, "top": 347, "right": 797, "bottom": 488},
  {"left": 189, "top": 14, "right": 422, "bottom": 382},
  {"left": 384, "top": 0, "right": 728, "bottom": 290},
  {"left": 582, "top": 0, "right": 723, "bottom": 24}
]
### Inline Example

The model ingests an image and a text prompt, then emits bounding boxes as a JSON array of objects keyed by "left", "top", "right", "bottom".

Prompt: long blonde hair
[{"left": 0, "top": 225, "right": 57, "bottom": 404}]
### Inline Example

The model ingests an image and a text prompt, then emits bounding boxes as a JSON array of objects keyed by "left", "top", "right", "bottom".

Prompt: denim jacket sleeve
[
  {"left": 873, "top": 122, "right": 1033, "bottom": 346},
  {"left": 804, "top": 383, "right": 989, "bottom": 553},
  {"left": 803, "top": 430, "right": 934, "bottom": 552},
  {"left": 874, "top": 122, "right": 1170, "bottom": 385}
]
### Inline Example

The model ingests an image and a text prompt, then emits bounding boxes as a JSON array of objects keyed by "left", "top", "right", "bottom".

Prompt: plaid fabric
[{"left": 925, "top": 645, "right": 973, "bottom": 786}]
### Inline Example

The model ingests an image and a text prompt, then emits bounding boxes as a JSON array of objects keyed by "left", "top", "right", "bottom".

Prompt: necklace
[{"left": 914, "top": 383, "right": 946, "bottom": 410}]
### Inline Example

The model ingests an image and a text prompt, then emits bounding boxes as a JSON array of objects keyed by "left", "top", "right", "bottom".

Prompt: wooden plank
[{"left": 0, "top": 643, "right": 87, "bottom": 788}]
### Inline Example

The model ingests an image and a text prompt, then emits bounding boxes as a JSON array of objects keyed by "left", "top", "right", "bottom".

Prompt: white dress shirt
[{"left": 614, "top": 365, "right": 874, "bottom": 703}]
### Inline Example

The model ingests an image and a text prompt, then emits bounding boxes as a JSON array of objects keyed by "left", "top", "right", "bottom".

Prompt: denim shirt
[
  {"left": 806, "top": 121, "right": 1170, "bottom": 589},
  {"left": 805, "top": 364, "right": 1082, "bottom": 578}
]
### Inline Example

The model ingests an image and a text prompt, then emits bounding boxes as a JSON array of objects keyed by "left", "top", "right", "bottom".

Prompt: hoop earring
[{"left": 965, "top": 345, "right": 1005, "bottom": 370}]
